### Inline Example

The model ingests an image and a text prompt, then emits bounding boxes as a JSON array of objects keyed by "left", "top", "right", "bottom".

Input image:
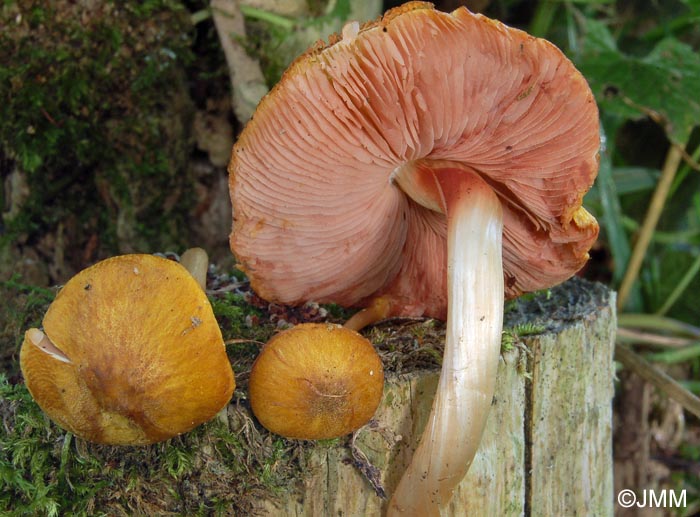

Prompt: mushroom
[
  {"left": 229, "top": 2, "right": 599, "bottom": 513},
  {"left": 20, "top": 253, "right": 235, "bottom": 445},
  {"left": 180, "top": 246, "right": 209, "bottom": 291},
  {"left": 248, "top": 322, "right": 384, "bottom": 440}
]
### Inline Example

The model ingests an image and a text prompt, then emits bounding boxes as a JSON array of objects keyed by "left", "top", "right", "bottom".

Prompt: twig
[
  {"left": 615, "top": 343, "right": 700, "bottom": 419},
  {"left": 206, "top": 281, "right": 247, "bottom": 295},
  {"left": 350, "top": 426, "right": 387, "bottom": 499},
  {"left": 677, "top": 144, "right": 700, "bottom": 172},
  {"left": 617, "top": 143, "right": 685, "bottom": 309},
  {"left": 224, "top": 338, "right": 267, "bottom": 347}
]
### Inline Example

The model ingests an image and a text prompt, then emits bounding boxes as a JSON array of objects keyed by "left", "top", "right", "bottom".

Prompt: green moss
[
  {"left": 501, "top": 322, "right": 547, "bottom": 353},
  {"left": 0, "top": 276, "right": 56, "bottom": 377},
  {"left": 0, "top": 373, "right": 306, "bottom": 516},
  {"left": 0, "top": 1, "right": 195, "bottom": 266},
  {"left": 0, "top": 274, "right": 320, "bottom": 515}
]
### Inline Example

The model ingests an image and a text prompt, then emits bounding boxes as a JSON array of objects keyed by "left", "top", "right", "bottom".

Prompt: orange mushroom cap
[
  {"left": 229, "top": 2, "right": 599, "bottom": 319},
  {"left": 248, "top": 323, "right": 384, "bottom": 440},
  {"left": 20, "top": 254, "right": 235, "bottom": 445}
]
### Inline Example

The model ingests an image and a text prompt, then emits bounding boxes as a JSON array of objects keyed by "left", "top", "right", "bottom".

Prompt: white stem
[
  {"left": 180, "top": 247, "right": 209, "bottom": 291},
  {"left": 388, "top": 173, "right": 504, "bottom": 515}
]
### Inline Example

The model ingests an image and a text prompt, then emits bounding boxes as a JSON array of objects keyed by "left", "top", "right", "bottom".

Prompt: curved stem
[
  {"left": 344, "top": 296, "right": 392, "bottom": 332},
  {"left": 388, "top": 167, "right": 504, "bottom": 515}
]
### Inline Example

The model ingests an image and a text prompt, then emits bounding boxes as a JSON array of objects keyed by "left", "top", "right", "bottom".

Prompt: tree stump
[{"left": 253, "top": 278, "right": 616, "bottom": 516}]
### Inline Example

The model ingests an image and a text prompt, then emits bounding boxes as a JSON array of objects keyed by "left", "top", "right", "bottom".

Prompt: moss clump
[
  {"left": 0, "top": 276, "right": 55, "bottom": 378},
  {"left": 0, "top": 373, "right": 305, "bottom": 516},
  {"left": 0, "top": 1, "right": 195, "bottom": 278}
]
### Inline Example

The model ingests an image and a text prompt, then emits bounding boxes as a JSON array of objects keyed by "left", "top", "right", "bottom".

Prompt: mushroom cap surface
[
  {"left": 20, "top": 254, "right": 235, "bottom": 445},
  {"left": 229, "top": 2, "right": 600, "bottom": 318},
  {"left": 249, "top": 323, "right": 384, "bottom": 440}
]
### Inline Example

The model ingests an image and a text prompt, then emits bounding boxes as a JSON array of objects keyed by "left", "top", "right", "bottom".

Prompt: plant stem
[
  {"left": 620, "top": 216, "right": 700, "bottom": 245},
  {"left": 615, "top": 343, "right": 700, "bottom": 418},
  {"left": 656, "top": 252, "right": 700, "bottom": 316},
  {"left": 529, "top": 0, "right": 558, "bottom": 37},
  {"left": 239, "top": 5, "right": 296, "bottom": 30},
  {"left": 616, "top": 328, "right": 694, "bottom": 348},
  {"left": 617, "top": 143, "right": 684, "bottom": 310},
  {"left": 190, "top": 8, "right": 211, "bottom": 25},
  {"left": 645, "top": 343, "right": 700, "bottom": 365},
  {"left": 598, "top": 130, "right": 631, "bottom": 285},
  {"left": 617, "top": 313, "right": 700, "bottom": 338}
]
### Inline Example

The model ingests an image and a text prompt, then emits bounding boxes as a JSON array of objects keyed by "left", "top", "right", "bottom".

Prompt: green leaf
[
  {"left": 586, "top": 166, "right": 660, "bottom": 202},
  {"left": 577, "top": 18, "right": 700, "bottom": 144},
  {"left": 592, "top": 125, "right": 632, "bottom": 286}
]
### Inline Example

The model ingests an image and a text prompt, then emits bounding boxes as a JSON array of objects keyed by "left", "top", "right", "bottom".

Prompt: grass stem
[
  {"left": 656, "top": 253, "right": 700, "bottom": 316},
  {"left": 617, "top": 143, "right": 685, "bottom": 310}
]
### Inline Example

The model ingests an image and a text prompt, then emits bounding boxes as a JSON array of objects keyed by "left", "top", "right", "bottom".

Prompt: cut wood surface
[{"left": 254, "top": 279, "right": 616, "bottom": 516}]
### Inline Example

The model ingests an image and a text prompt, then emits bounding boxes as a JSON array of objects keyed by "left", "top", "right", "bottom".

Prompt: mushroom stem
[
  {"left": 180, "top": 247, "right": 209, "bottom": 291},
  {"left": 389, "top": 165, "right": 504, "bottom": 515},
  {"left": 344, "top": 296, "right": 392, "bottom": 332}
]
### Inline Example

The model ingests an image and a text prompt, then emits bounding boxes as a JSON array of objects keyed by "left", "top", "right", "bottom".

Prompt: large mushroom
[{"left": 229, "top": 2, "right": 599, "bottom": 514}]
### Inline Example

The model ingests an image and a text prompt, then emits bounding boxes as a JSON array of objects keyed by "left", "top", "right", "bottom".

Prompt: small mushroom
[
  {"left": 180, "top": 246, "right": 209, "bottom": 291},
  {"left": 20, "top": 254, "right": 235, "bottom": 445},
  {"left": 229, "top": 2, "right": 599, "bottom": 513},
  {"left": 248, "top": 323, "right": 384, "bottom": 440}
]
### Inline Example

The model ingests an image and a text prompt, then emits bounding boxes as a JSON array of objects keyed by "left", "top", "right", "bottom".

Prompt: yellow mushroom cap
[
  {"left": 249, "top": 323, "right": 384, "bottom": 440},
  {"left": 20, "top": 254, "right": 235, "bottom": 445}
]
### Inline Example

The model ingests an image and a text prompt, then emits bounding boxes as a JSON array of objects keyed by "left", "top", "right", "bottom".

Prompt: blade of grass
[
  {"left": 597, "top": 130, "right": 631, "bottom": 285},
  {"left": 239, "top": 5, "right": 296, "bottom": 30},
  {"left": 617, "top": 313, "right": 700, "bottom": 338},
  {"left": 682, "top": 380, "right": 700, "bottom": 395},
  {"left": 617, "top": 143, "right": 685, "bottom": 310},
  {"left": 529, "top": 0, "right": 559, "bottom": 37},
  {"left": 190, "top": 8, "right": 211, "bottom": 25},
  {"left": 620, "top": 216, "right": 700, "bottom": 245},
  {"left": 645, "top": 343, "right": 700, "bottom": 364},
  {"left": 668, "top": 141, "right": 700, "bottom": 198},
  {"left": 616, "top": 328, "right": 694, "bottom": 348},
  {"left": 656, "top": 253, "right": 700, "bottom": 316}
]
